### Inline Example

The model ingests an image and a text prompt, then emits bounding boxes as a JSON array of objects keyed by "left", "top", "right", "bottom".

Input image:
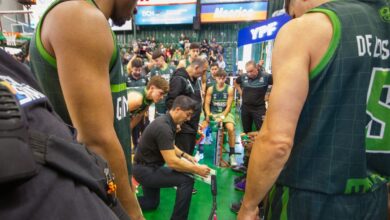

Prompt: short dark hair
[
  {"left": 172, "top": 95, "right": 197, "bottom": 111},
  {"left": 215, "top": 69, "right": 227, "bottom": 77},
  {"left": 210, "top": 63, "right": 219, "bottom": 69},
  {"left": 152, "top": 49, "right": 164, "bottom": 60},
  {"left": 131, "top": 58, "right": 143, "bottom": 68},
  {"left": 189, "top": 43, "right": 200, "bottom": 50}
]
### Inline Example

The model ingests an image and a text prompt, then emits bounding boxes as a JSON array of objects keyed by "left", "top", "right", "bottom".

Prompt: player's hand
[
  {"left": 247, "top": 131, "right": 258, "bottom": 142},
  {"left": 201, "top": 120, "right": 209, "bottom": 127},
  {"left": 237, "top": 203, "right": 260, "bottom": 220},
  {"left": 196, "top": 164, "right": 211, "bottom": 178}
]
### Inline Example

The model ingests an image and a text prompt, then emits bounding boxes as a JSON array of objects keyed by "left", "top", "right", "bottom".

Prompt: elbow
[
  {"left": 165, "top": 159, "right": 178, "bottom": 170},
  {"left": 259, "top": 133, "right": 293, "bottom": 160},
  {"left": 80, "top": 130, "right": 120, "bottom": 156}
]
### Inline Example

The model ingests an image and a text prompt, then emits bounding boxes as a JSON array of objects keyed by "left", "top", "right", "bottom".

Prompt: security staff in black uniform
[
  {"left": 0, "top": 49, "right": 129, "bottom": 220},
  {"left": 234, "top": 60, "right": 272, "bottom": 133},
  {"left": 133, "top": 95, "right": 211, "bottom": 220},
  {"left": 166, "top": 58, "right": 208, "bottom": 155},
  {"left": 127, "top": 57, "right": 149, "bottom": 149}
]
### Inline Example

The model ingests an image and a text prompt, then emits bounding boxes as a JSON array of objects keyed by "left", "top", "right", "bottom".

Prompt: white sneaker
[
  {"left": 194, "top": 151, "right": 201, "bottom": 161},
  {"left": 230, "top": 155, "right": 238, "bottom": 166}
]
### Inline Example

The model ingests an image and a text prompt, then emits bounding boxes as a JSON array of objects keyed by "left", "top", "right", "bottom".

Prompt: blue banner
[
  {"left": 135, "top": 4, "right": 196, "bottom": 25},
  {"left": 237, "top": 14, "right": 291, "bottom": 47}
]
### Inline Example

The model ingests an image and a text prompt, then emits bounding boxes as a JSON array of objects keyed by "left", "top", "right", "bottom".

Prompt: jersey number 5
[{"left": 366, "top": 68, "right": 390, "bottom": 153}]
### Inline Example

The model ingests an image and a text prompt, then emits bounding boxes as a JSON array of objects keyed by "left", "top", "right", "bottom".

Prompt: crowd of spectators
[{"left": 120, "top": 33, "right": 226, "bottom": 71}]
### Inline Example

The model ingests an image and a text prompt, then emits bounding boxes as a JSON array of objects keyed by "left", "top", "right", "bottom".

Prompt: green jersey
[
  {"left": 29, "top": 0, "right": 131, "bottom": 173},
  {"left": 150, "top": 64, "right": 175, "bottom": 115},
  {"left": 277, "top": 0, "right": 390, "bottom": 195},
  {"left": 128, "top": 88, "right": 153, "bottom": 116},
  {"left": 210, "top": 84, "right": 229, "bottom": 114},
  {"left": 206, "top": 75, "right": 217, "bottom": 89}
]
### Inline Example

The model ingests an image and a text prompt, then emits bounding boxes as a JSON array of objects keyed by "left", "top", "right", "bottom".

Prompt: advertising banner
[
  {"left": 201, "top": 0, "right": 266, "bottom": 4},
  {"left": 138, "top": 0, "right": 196, "bottom": 6},
  {"left": 237, "top": 14, "right": 291, "bottom": 47},
  {"left": 135, "top": 4, "right": 196, "bottom": 25},
  {"left": 200, "top": 2, "right": 268, "bottom": 23}
]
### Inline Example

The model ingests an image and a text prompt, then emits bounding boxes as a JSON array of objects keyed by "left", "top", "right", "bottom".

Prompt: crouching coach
[{"left": 133, "top": 95, "right": 211, "bottom": 220}]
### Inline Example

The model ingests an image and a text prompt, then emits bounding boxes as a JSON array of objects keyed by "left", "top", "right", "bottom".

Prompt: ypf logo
[{"left": 379, "top": 6, "right": 390, "bottom": 23}]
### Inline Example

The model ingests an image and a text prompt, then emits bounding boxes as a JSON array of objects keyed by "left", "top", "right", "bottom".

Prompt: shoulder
[
  {"left": 275, "top": 12, "right": 333, "bottom": 54},
  {"left": 43, "top": 1, "right": 113, "bottom": 57},
  {"left": 128, "top": 90, "right": 143, "bottom": 102},
  {"left": 154, "top": 117, "right": 174, "bottom": 133},
  {"left": 46, "top": 1, "right": 111, "bottom": 39},
  {"left": 274, "top": 13, "right": 333, "bottom": 72}
]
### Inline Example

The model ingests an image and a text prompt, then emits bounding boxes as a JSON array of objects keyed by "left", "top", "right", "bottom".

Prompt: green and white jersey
[
  {"left": 150, "top": 64, "right": 175, "bottom": 114},
  {"left": 277, "top": 0, "right": 390, "bottom": 195},
  {"left": 210, "top": 84, "right": 229, "bottom": 114},
  {"left": 29, "top": 0, "right": 131, "bottom": 172}
]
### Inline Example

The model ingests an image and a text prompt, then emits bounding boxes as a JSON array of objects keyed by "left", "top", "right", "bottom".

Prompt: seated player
[
  {"left": 128, "top": 75, "right": 169, "bottom": 129},
  {"left": 204, "top": 69, "right": 237, "bottom": 166}
]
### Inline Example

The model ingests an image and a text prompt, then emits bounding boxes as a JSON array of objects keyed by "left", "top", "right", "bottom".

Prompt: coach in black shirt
[
  {"left": 166, "top": 58, "right": 208, "bottom": 155},
  {"left": 234, "top": 60, "right": 272, "bottom": 133},
  {"left": 133, "top": 95, "right": 211, "bottom": 220}
]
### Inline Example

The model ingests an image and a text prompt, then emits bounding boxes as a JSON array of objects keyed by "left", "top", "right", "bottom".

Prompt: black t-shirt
[
  {"left": 235, "top": 72, "right": 272, "bottom": 109},
  {"left": 134, "top": 114, "right": 176, "bottom": 166}
]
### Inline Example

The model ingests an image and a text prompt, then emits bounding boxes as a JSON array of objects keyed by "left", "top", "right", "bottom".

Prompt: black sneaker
[
  {"left": 192, "top": 188, "right": 197, "bottom": 194},
  {"left": 230, "top": 201, "right": 242, "bottom": 214},
  {"left": 234, "top": 175, "right": 246, "bottom": 184},
  {"left": 232, "top": 165, "right": 247, "bottom": 173}
]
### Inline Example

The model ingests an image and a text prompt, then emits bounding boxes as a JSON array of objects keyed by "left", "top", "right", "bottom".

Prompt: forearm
[
  {"left": 169, "top": 156, "right": 198, "bottom": 173},
  {"left": 204, "top": 106, "right": 211, "bottom": 118},
  {"left": 241, "top": 128, "right": 292, "bottom": 210},
  {"left": 130, "top": 110, "right": 146, "bottom": 129}
]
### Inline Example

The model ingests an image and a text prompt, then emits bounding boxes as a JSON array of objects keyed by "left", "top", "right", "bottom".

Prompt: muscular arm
[
  {"left": 238, "top": 12, "right": 333, "bottom": 219},
  {"left": 42, "top": 2, "right": 142, "bottom": 218}
]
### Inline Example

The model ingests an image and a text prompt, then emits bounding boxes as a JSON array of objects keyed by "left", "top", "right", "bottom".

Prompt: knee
[
  {"left": 140, "top": 197, "right": 160, "bottom": 210},
  {"left": 180, "top": 175, "right": 195, "bottom": 187},
  {"left": 226, "top": 125, "right": 235, "bottom": 133}
]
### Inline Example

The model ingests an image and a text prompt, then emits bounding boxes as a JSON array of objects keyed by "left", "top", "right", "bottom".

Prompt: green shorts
[{"left": 266, "top": 184, "right": 388, "bottom": 220}]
